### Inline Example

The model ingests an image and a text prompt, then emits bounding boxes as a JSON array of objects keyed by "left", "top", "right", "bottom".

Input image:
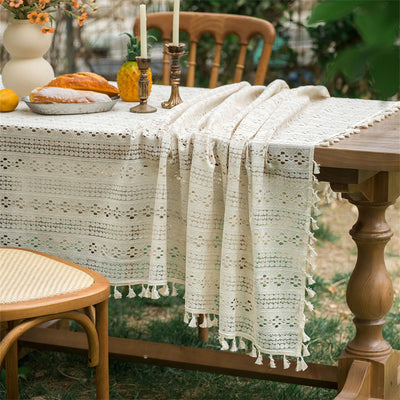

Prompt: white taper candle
[
  {"left": 172, "top": 0, "right": 180, "bottom": 45},
  {"left": 140, "top": 4, "right": 147, "bottom": 57}
]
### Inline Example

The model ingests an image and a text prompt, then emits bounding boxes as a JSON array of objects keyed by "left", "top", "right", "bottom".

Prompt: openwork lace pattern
[{"left": 1, "top": 82, "right": 399, "bottom": 369}]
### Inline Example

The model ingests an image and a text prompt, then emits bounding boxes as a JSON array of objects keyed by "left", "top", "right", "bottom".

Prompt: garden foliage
[{"left": 307, "top": 0, "right": 400, "bottom": 99}]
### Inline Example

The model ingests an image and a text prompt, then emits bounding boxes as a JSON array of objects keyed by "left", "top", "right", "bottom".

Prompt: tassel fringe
[
  {"left": 238, "top": 337, "right": 247, "bottom": 351},
  {"left": 139, "top": 284, "right": 146, "bottom": 298},
  {"left": 269, "top": 354, "right": 276, "bottom": 368},
  {"left": 319, "top": 103, "right": 400, "bottom": 147},
  {"left": 219, "top": 337, "right": 230, "bottom": 351},
  {"left": 159, "top": 284, "right": 169, "bottom": 296},
  {"left": 189, "top": 314, "right": 197, "bottom": 328},
  {"left": 151, "top": 286, "right": 160, "bottom": 300},
  {"left": 113, "top": 286, "right": 122, "bottom": 299},
  {"left": 248, "top": 344, "right": 257, "bottom": 358},
  {"left": 199, "top": 316, "right": 208, "bottom": 328},
  {"left": 255, "top": 347, "right": 263, "bottom": 365},
  {"left": 127, "top": 285, "right": 136, "bottom": 298},
  {"left": 230, "top": 338, "right": 238, "bottom": 352},
  {"left": 283, "top": 355, "right": 290, "bottom": 369},
  {"left": 296, "top": 356, "right": 308, "bottom": 371},
  {"left": 184, "top": 311, "right": 189, "bottom": 324}
]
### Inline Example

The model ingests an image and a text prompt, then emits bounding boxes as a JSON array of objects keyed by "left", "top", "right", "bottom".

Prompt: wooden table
[
  {"left": 17, "top": 111, "right": 399, "bottom": 399},
  {"left": 314, "top": 112, "right": 400, "bottom": 399}
]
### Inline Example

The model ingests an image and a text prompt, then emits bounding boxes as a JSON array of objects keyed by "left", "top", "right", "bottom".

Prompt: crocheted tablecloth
[{"left": 1, "top": 81, "right": 398, "bottom": 369}]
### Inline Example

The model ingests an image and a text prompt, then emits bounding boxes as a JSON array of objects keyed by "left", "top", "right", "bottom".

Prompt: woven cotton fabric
[
  {"left": 0, "top": 82, "right": 398, "bottom": 366},
  {"left": 0, "top": 248, "right": 94, "bottom": 304}
]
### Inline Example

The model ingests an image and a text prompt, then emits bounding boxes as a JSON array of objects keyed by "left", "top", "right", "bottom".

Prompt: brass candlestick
[
  {"left": 130, "top": 56, "right": 157, "bottom": 113},
  {"left": 162, "top": 43, "right": 186, "bottom": 109}
]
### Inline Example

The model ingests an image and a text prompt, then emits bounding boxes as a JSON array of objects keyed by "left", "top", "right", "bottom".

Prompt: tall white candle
[
  {"left": 172, "top": 0, "right": 180, "bottom": 45},
  {"left": 140, "top": 4, "right": 147, "bottom": 57}
]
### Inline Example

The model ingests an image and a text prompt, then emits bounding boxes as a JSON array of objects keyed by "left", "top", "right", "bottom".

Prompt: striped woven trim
[{"left": 0, "top": 248, "right": 94, "bottom": 304}]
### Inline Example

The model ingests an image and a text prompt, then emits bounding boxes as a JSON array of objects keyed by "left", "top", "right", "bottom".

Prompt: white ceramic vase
[{"left": 1, "top": 19, "right": 55, "bottom": 97}]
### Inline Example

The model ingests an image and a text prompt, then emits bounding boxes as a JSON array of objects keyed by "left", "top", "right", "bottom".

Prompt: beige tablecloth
[{"left": 1, "top": 81, "right": 398, "bottom": 369}]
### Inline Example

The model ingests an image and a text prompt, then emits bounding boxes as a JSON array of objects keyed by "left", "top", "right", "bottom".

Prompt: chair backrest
[{"left": 133, "top": 12, "right": 275, "bottom": 88}]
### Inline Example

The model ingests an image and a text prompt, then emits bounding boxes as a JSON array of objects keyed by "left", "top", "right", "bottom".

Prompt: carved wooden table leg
[{"left": 333, "top": 172, "right": 400, "bottom": 400}]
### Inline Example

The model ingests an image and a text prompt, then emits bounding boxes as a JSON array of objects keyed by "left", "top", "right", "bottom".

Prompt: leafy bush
[{"left": 307, "top": 0, "right": 400, "bottom": 99}]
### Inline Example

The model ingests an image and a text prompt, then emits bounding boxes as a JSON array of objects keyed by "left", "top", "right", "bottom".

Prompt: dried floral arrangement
[{"left": 0, "top": 0, "right": 96, "bottom": 32}]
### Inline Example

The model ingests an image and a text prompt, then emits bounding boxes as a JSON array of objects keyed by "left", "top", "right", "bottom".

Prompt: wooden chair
[
  {"left": 134, "top": 11, "right": 276, "bottom": 88},
  {"left": 0, "top": 247, "right": 110, "bottom": 400}
]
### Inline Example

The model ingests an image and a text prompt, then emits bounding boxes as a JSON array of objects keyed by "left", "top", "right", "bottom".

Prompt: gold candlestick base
[
  {"left": 162, "top": 43, "right": 186, "bottom": 109},
  {"left": 130, "top": 56, "right": 157, "bottom": 114}
]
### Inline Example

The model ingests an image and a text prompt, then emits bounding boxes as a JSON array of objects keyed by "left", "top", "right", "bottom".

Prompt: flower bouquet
[{"left": 0, "top": 0, "right": 96, "bottom": 33}]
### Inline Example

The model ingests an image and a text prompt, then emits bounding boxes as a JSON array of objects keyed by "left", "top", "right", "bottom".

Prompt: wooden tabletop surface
[{"left": 314, "top": 111, "right": 400, "bottom": 172}]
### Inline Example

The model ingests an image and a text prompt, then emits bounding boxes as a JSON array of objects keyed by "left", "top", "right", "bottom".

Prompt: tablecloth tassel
[
  {"left": 238, "top": 337, "right": 247, "bottom": 351},
  {"left": 113, "top": 286, "right": 122, "bottom": 299},
  {"left": 311, "top": 217, "right": 319, "bottom": 231},
  {"left": 199, "top": 316, "right": 208, "bottom": 328},
  {"left": 171, "top": 283, "right": 178, "bottom": 296},
  {"left": 255, "top": 348, "right": 263, "bottom": 365},
  {"left": 144, "top": 285, "right": 151, "bottom": 298},
  {"left": 313, "top": 160, "right": 320, "bottom": 174},
  {"left": 184, "top": 311, "right": 189, "bottom": 324},
  {"left": 248, "top": 344, "right": 257, "bottom": 358},
  {"left": 308, "top": 244, "right": 317, "bottom": 257},
  {"left": 139, "top": 284, "right": 146, "bottom": 298},
  {"left": 206, "top": 314, "right": 214, "bottom": 327},
  {"left": 127, "top": 285, "right": 136, "bottom": 298},
  {"left": 219, "top": 337, "right": 230, "bottom": 351},
  {"left": 308, "top": 259, "right": 317, "bottom": 271},
  {"left": 308, "top": 232, "right": 317, "bottom": 244},
  {"left": 159, "top": 284, "right": 169, "bottom": 296},
  {"left": 269, "top": 355, "right": 276, "bottom": 368},
  {"left": 306, "top": 273, "right": 315, "bottom": 285},
  {"left": 151, "top": 285, "right": 160, "bottom": 300},
  {"left": 296, "top": 356, "right": 308, "bottom": 371},
  {"left": 230, "top": 338, "right": 238, "bottom": 352},
  {"left": 302, "top": 343, "right": 310, "bottom": 357},
  {"left": 303, "top": 330, "right": 311, "bottom": 342},
  {"left": 189, "top": 314, "right": 197, "bottom": 328},
  {"left": 283, "top": 355, "right": 290, "bottom": 369},
  {"left": 305, "top": 300, "right": 314, "bottom": 312},
  {"left": 306, "top": 287, "right": 316, "bottom": 298},
  {"left": 312, "top": 204, "right": 321, "bottom": 216}
]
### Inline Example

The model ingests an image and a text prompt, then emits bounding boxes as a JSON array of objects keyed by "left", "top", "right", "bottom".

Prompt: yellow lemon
[{"left": 0, "top": 88, "right": 19, "bottom": 112}]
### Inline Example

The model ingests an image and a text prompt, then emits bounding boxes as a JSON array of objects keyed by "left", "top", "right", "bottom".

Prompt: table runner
[{"left": 1, "top": 81, "right": 399, "bottom": 370}]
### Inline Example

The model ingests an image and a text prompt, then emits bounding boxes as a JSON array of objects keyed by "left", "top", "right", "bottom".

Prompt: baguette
[
  {"left": 30, "top": 87, "right": 112, "bottom": 104},
  {"left": 45, "top": 72, "right": 119, "bottom": 97}
]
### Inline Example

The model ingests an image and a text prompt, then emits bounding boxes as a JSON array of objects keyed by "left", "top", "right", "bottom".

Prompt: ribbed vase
[{"left": 1, "top": 19, "right": 55, "bottom": 97}]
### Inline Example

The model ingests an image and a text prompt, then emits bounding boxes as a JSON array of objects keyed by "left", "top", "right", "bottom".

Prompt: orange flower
[
  {"left": 39, "top": 0, "right": 50, "bottom": 7},
  {"left": 27, "top": 11, "right": 39, "bottom": 23},
  {"left": 9, "top": 0, "right": 23, "bottom": 7},
  {"left": 72, "top": 0, "right": 79, "bottom": 9},
  {"left": 41, "top": 27, "right": 55, "bottom": 34},
  {"left": 0, "top": 0, "right": 4, "bottom": 5},
  {"left": 37, "top": 12, "right": 49, "bottom": 26},
  {"left": 78, "top": 12, "right": 87, "bottom": 26}
]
